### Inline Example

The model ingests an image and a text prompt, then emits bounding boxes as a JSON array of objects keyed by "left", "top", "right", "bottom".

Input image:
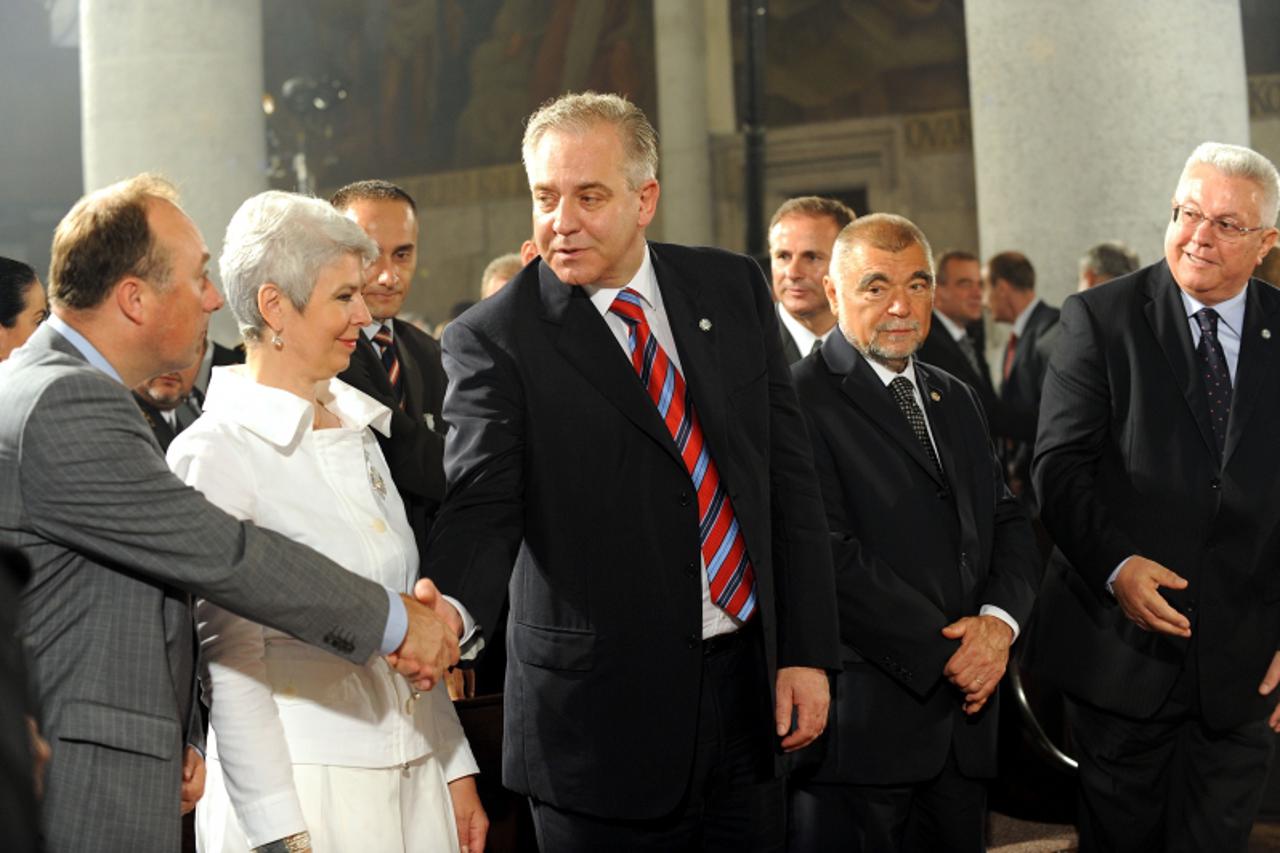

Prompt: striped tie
[
  {"left": 372, "top": 324, "right": 405, "bottom": 411},
  {"left": 609, "top": 288, "right": 756, "bottom": 621}
]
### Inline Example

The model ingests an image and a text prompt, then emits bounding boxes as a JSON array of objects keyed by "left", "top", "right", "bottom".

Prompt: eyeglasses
[{"left": 1171, "top": 204, "right": 1267, "bottom": 242}]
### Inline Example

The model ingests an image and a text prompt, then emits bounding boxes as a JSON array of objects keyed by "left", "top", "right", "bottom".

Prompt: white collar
[
  {"left": 861, "top": 351, "right": 918, "bottom": 389},
  {"left": 362, "top": 319, "right": 394, "bottom": 341},
  {"left": 777, "top": 305, "right": 834, "bottom": 352},
  {"left": 1011, "top": 297, "right": 1042, "bottom": 337},
  {"left": 202, "top": 365, "right": 393, "bottom": 447},
  {"left": 586, "top": 244, "right": 657, "bottom": 317},
  {"left": 1179, "top": 283, "right": 1248, "bottom": 337}
]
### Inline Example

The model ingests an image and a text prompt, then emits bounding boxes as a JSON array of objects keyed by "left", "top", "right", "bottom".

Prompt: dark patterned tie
[
  {"left": 888, "top": 376, "right": 946, "bottom": 483},
  {"left": 610, "top": 288, "right": 757, "bottom": 621},
  {"left": 1194, "top": 308, "right": 1232, "bottom": 457},
  {"left": 372, "top": 324, "right": 406, "bottom": 411},
  {"left": 809, "top": 338, "right": 823, "bottom": 356}
]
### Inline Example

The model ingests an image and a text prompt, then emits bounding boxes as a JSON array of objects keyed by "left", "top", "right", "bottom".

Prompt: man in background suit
[
  {"left": 789, "top": 214, "right": 1039, "bottom": 852},
  {"left": 1032, "top": 142, "right": 1280, "bottom": 852},
  {"left": 332, "top": 181, "right": 448, "bottom": 553},
  {"left": 132, "top": 335, "right": 206, "bottom": 452},
  {"left": 425, "top": 92, "right": 839, "bottom": 851},
  {"left": 0, "top": 174, "right": 459, "bottom": 851},
  {"left": 768, "top": 196, "right": 855, "bottom": 364},
  {"left": 985, "top": 251, "right": 1058, "bottom": 502}
]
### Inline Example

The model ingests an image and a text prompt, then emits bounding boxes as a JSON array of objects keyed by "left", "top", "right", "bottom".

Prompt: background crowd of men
[{"left": 2, "top": 89, "right": 1280, "bottom": 853}]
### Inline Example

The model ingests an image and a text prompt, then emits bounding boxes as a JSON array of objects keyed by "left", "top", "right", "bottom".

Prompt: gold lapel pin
[
  {"left": 929, "top": 390, "right": 941, "bottom": 402},
  {"left": 699, "top": 318, "right": 712, "bottom": 332},
  {"left": 1263, "top": 329, "right": 1272, "bottom": 340}
]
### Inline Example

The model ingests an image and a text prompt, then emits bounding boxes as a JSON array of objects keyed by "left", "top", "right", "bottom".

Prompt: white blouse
[{"left": 167, "top": 366, "right": 477, "bottom": 847}]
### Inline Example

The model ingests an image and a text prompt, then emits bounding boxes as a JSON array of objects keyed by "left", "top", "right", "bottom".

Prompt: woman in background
[
  {"left": 0, "top": 258, "right": 48, "bottom": 360},
  {"left": 169, "top": 191, "right": 485, "bottom": 853}
]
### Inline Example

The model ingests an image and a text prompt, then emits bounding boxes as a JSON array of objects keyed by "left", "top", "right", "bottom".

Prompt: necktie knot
[
  {"left": 1194, "top": 308, "right": 1220, "bottom": 338},
  {"left": 609, "top": 288, "right": 646, "bottom": 327},
  {"left": 373, "top": 323, "right": 394, "bottom": 349}
]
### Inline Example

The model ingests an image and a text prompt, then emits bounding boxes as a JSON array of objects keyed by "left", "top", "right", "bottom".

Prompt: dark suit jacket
[
  {"left": 792, "top": 333, "right": 1039, "bottom": 784},
  {"left": 338, "top": 318, "right": 447, "bottom": 553},
  {"left": 999, "top": 300, "right": 1060, "bottom": 501},
  {"left": 1031, "top": 263, "right": 1280, "bottom": 730},
  {"left": 425, "top": 243, "right": 840, "bottom": 819},
  {"left": 0, "top": 547, "right": 40, "bottom": 853},
  {"left": 777, "top": 304, "right": 804, "bottom": 365}
]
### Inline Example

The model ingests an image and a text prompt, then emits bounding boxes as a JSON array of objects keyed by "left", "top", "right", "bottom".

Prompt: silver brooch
[
  {"left": 929, "top": 390, "right": 941, "bottom": 402},
  {"left": 1263, "top": 329, "right": 1272, "bottom": 340},
  {"left": 699, "top": 318, "right": 712, "bottom": 332},
  {"left": 363, "top": 445, "right": 387, "bottom": 498}
]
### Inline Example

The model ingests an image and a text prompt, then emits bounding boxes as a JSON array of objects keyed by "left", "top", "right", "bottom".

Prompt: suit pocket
[
  {"left": 511, "top": 621, "right": 595, "bottom": 671},
  {"left": 57, "top": 699, "right": 180, "bottom": 761}
]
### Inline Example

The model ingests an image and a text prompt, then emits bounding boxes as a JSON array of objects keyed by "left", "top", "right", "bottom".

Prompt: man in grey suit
[{"left": 0, "top": 174, "right": 459, "bottom": 852}]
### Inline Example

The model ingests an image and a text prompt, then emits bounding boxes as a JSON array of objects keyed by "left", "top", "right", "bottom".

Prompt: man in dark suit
[
  {"left": 789, "top": 214, "right": 1039, "bottom": 852},
  {"left": 331, "top": 181, "right": 448, "bottom": 552},
  {"left": 1031, "top": 142, "right": 1280, "bottom": 852},
  {"left": 132, "top": 335, "right": 206, "bottom": 452},
  {"left": 985, "top": 251, "right": 1058, "bottom": 502},
  {"left": 0, "top": 174, "right": 460, "bottom": 851},
  {"left": 0, "top": 546, "right": 43, "bottom": 853},
  {"left": 767, "top": 196, "right": 855, "bottom": 364},
  {"left": 425, "top": 92, "right": 840, "bottom": 851}
]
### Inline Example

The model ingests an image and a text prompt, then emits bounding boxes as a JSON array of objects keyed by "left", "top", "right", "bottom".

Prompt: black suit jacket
[
  {"left": 999, "top": 301, "right": 1059, "bottom": 500},
  {"left": 1031, "top": 263, "right": 1280, "bottom": 729},
  {"left": 777, "top": 304, "right": 804, "bottom": 365},
  {"left": 916, "top": 313, "right": 1027, "bottom": 439},
  {"left": 425, "top": 243, "right": 840, "bottom": 819},
  {"left": 0, "top": 547, "right": 40, "bottom": 853},
  {"left": 338, "top": 318, "right": 447, "bottom": 553},
  {"left": 792, "top": 333, "right": 1039, "bottom": 784}
]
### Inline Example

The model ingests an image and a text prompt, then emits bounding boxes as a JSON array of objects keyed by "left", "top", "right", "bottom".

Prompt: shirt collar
[
  {"left": 362, "top": 319, "right": 393, "bottom": 341},
  {"left": 1011, "top": 297, "right": 1042, "bottom": 337},
  {"left": 586, "top": 244, "right": 657, "bottom": 317},
  {"left": 46, "top": 313, "right": 124, "bottom": 383},
  {"left": 1179, "top": 283, "right": 1248, "bottom": 337},
  {"left": 202, "top": 365, "right": 394, "bottom": 447},
  {"left": 860, "top": 349, "right": 918, "bottom": 389},
  {"left": 777, "top": 305, "right": 834, "bottom": 352},
  {"left": 932, "top": 310, "right": 968, "bottom": 342}
]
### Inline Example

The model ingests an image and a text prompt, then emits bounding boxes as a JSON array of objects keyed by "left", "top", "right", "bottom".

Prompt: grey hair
[
  {"left": 832, "top": 213, "right": 936, "bottom": 286},
  {"left": 1079, "top": 241, "right": 1140, "bottom": 279},
  {"left": 521, "top": 91, "right": 658, "bottom": 190},
  {"left": 220, "top": 191, "right": 377, "bottom": 342},
  {"left": 1182, "top": 142, "right": 1280, "bottom": 226}
]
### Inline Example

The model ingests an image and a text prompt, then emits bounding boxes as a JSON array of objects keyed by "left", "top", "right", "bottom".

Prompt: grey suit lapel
[{"left": 1143, "top": 266, "right": 1218, "bottom": 461}]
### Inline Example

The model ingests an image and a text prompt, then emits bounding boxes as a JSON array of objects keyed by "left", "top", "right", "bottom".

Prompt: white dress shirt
[
  {"left": 167, "top": 367, "right": 477, "bottom": 847},
  {"left": 859, "top": 352, "right": 1020, "bottom": 640},
  {"left": 585, "top": 246, "right": 741, "bottom": 639},
  {"left": 777, "top": 304, "right": 835, "bottom": 356}
]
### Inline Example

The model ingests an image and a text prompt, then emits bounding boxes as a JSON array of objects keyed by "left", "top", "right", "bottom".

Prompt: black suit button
[
  {"left": 937, "top": 489, "right": 948, "bottom": 500},
  {"left": 686, "top": 634, "right": 699, "bottom": 649},
  {"left": 1185, "top": 602, "right": 1196, "bottom": 614},
  {"left": 679, "top": 491, "right": 692, "bottom": 506},
  {"left": 685, "top": 561, "right": 698, "bottom": 578},
  {"left": 1210, "top": 478, "right": 1221, "bottom": 490}
]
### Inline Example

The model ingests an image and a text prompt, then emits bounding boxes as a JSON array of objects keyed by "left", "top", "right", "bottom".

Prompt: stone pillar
[
  {"left": 653, "top": 0, "right": 723, "bottom": 246},
  {"left": 965, "top": 0, "right": 1250, "bottom": 306},
  {"left": 81, "top": 0, "right": 267, "bottom": 344}
]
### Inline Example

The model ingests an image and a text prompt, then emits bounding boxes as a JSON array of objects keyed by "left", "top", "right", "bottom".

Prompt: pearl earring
[{"left": 271, "top": 331, "right": 284, "bottom": 351}]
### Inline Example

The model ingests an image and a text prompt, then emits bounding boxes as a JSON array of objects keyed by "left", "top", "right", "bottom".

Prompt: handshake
[{"left": 385, "top": 578, "right": 463, "bottom": 692}]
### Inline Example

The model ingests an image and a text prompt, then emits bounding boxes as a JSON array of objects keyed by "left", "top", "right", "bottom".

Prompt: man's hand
[
  {"left": 447, "top": 775, "right": 489, "bottom": 853},
  {"left": 180, "top": 745, "right": 206, "bottom": 815},
  {"left": 942, "top": 615, "right": 1014, "bottom": 715},
  {"left": 1258, "top": 651, "right": 1280, "bottom": 732},
  {"left": 1111, "top": 556, "right": 1191, "bottom": 638},
  {"left": 415, "top": 577, "right": 463, "bottom": 639},
  {"left": 386, "top": 586, "right": 460, "bottom": 691},
  {"left": 775, "top": 666, "right": 829, "bottom": 752}
]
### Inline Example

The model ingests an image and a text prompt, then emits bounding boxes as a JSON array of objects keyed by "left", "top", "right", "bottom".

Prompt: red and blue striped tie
[{"left": 609, "top": 288, "right": 756, "bottom": 621}]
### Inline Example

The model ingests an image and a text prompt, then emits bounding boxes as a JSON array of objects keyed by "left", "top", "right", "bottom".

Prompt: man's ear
[
  {"left": 637, "top": 178, "right": 660, "bottom": 229},
  {"left": 114, "top": 276, "right": 148, "bottom": 325}
]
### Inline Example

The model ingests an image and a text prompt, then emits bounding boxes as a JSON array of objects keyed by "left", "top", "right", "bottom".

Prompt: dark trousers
[
  {"left": 787, "top": 751, "right": 986, "bottom": 853},
  {"left": 1067, "top": 652, "right": 1274, "bottom": 853},
  {"left": 529, "top": 628, "right": 783, "bottom": 853}
]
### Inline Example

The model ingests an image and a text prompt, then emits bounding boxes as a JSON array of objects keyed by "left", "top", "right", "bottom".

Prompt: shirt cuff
[
  {"left": 1105, "top": 556, "right": 1136, "bottom": 598},
  {"left": 979, "top": 604, "right": 1020, "bottom": 642},
  {"left": 443, "top": 594, "right": 486, "bottom": 662},
  {"left": 379, "top": 588, "right": 408, "bottom": 656}
]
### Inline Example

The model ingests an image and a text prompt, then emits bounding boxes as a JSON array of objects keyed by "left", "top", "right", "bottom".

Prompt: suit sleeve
[
  {"left": 168, "top": 428, "right": 307, "bottom": 846},
  {"left": 1032, "top": 295, "right": 1139, "bottom": 589},
  {"left": 423, "top": 318, "right": 526, "bottom": 647},
  {"left": 800, "top": 405, "right": 954, "bottom": 697},
  {"left": 749, "top": 258, "right": 841, "bottom": 672},
  {"left": 20, "top": 372, "right": 390, "bottom": 663}
]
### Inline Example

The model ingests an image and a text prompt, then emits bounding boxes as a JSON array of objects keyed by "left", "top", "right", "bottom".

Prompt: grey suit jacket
[{"left": 0, "top": 324, "right": 392, "bottom": 852}]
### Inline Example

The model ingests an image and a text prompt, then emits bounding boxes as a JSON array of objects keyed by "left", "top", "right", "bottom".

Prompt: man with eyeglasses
[{"left": 1030, "top": 142, "right": 1280, "bottom": 852}]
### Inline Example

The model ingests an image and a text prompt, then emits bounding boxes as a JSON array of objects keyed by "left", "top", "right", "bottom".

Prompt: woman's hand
[{"left": 447, "top": 774, "right": 488, "bottom": 853}]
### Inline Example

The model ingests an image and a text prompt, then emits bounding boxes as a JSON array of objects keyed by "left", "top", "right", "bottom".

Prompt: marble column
[
  {"left": 653, "top": 0, "right": 732, "bottom": 246},
  {"left": 965, "top": 0, "right": 1250, "bottom": 306},
  {"left": 81, "top": 0, "right": 267, "bottom": 343}
]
